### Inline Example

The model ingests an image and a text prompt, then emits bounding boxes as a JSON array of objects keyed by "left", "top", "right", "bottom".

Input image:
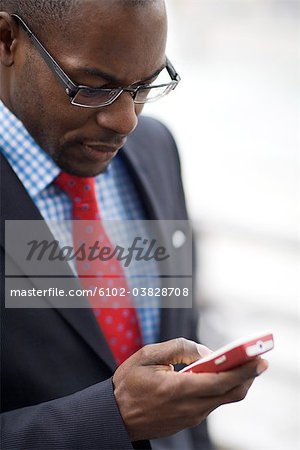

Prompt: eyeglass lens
[{"left": 72, "top": 83, "right": 176, "bottom": 107}]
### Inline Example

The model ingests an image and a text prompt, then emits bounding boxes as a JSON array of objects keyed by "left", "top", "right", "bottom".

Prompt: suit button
[{"left": 172, "top": 230, "right": 186, "bottom": 248}]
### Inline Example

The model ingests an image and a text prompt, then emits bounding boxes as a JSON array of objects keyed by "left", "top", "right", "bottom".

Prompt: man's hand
[{"left": 113, "top": 338, "right": 268, "bottom": 441}]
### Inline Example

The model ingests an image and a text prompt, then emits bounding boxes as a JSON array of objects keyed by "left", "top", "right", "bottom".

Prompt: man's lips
[
  {"left": 84, "top": 142, "right": 118, "bottom": 151},
  {"left": 84, "top": 137, "right": 126, "bottom": 151},
  {"left": 81, "top": 141, "right": 125, "bottom": 163}
]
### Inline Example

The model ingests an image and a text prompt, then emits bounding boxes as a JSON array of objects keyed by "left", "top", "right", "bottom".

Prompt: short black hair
[
  {"left": 0, "top": 1, "right": 78, "bottom": 30},
  {"left": 0, "top": 0, "right": 155, "bottom": 34}
]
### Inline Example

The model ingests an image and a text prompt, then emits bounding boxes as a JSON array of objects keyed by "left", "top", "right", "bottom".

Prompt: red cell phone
[{"left": 179, "top": 331, "right": 274, "bottom": 374}]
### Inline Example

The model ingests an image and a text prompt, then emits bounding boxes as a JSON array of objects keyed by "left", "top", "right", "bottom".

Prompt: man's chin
[
  {"left": 55, "top": 157, "right": 114, "bottom": 178},
  {"left": 53, "top": 148, "right": 118, "bottom": 177}
]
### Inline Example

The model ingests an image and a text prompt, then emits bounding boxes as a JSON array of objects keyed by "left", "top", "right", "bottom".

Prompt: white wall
[{"left": 146, "top": 1, "right": 300, "bottom": 449}]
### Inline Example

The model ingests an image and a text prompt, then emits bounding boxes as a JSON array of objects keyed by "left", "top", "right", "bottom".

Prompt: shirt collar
[{"left": 0, "top": 100, "right": 60, "bottom": 197}]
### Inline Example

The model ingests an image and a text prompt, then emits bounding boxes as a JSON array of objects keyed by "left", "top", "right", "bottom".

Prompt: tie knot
[{"left": 55, "top": 172, "right": 96, "bottom": 203}]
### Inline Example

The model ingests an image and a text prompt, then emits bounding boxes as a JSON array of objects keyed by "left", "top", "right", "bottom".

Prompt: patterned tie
[{"left": 55, "top": 172, "right": 143, "bottom": 365}]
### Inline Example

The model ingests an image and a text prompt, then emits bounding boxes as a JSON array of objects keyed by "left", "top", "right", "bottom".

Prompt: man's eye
[
  {"left": 133, "top": 79, "right": 157, "bottom": 89},
  {"left": 80, "top": 89, "right": 99, "bottom": 98}
]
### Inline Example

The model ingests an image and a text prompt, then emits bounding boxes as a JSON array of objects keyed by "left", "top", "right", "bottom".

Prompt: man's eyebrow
[
  {"left": 137, "top": 64, "right": 167, "bottom": 84},
  {"left": 76, "top": 63, "right": 167, "bottom": 85}
]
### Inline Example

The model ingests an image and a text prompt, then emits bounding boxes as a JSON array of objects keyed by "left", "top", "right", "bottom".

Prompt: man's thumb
[{"left": 138, "top": 338, "right": 212, "bottom": 366}]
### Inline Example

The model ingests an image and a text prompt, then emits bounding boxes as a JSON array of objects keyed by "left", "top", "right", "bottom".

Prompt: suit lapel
[{"left": 121, "top": 141, "right": 163, "bottom": 220}]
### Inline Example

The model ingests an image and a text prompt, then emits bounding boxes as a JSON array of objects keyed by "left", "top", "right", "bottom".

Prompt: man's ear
[{"left": 0, "top": 12, "right": 20, "bottom": 67}]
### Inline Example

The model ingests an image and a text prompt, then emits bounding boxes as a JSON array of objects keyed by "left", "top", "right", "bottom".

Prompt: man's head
[{"left": 0, "top": 0, "right": 168, "bottom": 176}]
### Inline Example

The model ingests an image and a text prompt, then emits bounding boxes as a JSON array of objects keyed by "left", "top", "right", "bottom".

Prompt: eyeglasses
[{"left": 12, "top": 14, "right": 181, "bottom": 108}]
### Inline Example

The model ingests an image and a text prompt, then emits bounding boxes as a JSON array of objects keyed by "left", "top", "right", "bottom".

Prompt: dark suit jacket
[{"left": 0, "top": 117, "right": 212, "bottom": 450}]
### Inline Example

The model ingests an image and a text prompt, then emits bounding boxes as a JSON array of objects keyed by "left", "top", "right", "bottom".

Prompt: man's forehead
[
  {"left": 51, "top": 0, "right": 167, "bottom": 49},
  {"left": 52, "top": 0, "right": 167, "bottom": 85},
  {"left": 73, "top": 62, "right": 167, "bottom": 85}
]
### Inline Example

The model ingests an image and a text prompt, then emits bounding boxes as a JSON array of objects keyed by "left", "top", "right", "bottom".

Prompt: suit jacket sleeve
[{"left": 1, "top": 378, "right": 138, "bottom": 450}]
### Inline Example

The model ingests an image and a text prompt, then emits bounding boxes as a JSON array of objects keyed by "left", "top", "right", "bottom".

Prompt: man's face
[{"left": 6, "top": 0, "right": 167, "bottom": 176}]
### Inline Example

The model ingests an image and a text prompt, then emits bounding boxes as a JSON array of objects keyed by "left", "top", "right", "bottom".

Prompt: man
[{"left": 0, "top": 1, "right": 268, "bottom": 449}]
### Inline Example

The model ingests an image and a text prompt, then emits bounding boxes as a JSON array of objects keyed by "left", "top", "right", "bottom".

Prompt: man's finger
[
  {"left": 174, "top": 358, "right": 269, "bottom": 398},
  {"left": 137, "top": 338, "right": 212, "bottom": 366}
]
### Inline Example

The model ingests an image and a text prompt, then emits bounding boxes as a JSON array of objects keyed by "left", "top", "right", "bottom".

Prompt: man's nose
[{"left": 95, "top": 92, "right": 139, "bottom": 136}]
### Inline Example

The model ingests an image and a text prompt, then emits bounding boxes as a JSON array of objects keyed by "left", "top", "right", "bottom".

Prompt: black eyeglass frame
[{"left": 12, "top": 14, "right": 181, "bottom": 108}]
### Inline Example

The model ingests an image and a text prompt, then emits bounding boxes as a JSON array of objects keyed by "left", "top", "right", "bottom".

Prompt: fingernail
[
  {"left": 197, "top": 344, "right": 213, "bottom": 358},
  {"left": 256, "top": 361, "right": 268, "bottom": 377}
]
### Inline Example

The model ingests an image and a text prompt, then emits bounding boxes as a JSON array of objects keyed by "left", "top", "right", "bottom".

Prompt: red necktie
[{"left": 55, "top": 172, "right": 143, "bottom": 365}]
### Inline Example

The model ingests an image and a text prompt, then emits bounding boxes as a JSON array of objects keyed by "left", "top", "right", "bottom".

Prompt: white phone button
[
  {"left": 246, "top": 339, "right": 274, "bottom": 356},
  {"left": 215, "top": 355, "right": 227, "bottom": 365}
]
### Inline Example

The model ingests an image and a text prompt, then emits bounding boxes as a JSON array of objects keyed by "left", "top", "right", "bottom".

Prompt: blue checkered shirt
[{"left": 0, "top": 100, "right": 160, "bottom": 344}]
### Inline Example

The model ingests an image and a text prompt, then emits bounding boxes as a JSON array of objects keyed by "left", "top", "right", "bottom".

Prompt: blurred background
[{"left": 146, "top": 1, "right": 300, "bottom": 449}]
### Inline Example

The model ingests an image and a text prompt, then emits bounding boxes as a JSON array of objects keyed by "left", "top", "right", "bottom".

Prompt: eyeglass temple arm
[
  {"left": 166, "top": 57, "right": 181, "bottom": 83},
  {"left": 11, "top": 14, "right": 78, "bottom": 96}
]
